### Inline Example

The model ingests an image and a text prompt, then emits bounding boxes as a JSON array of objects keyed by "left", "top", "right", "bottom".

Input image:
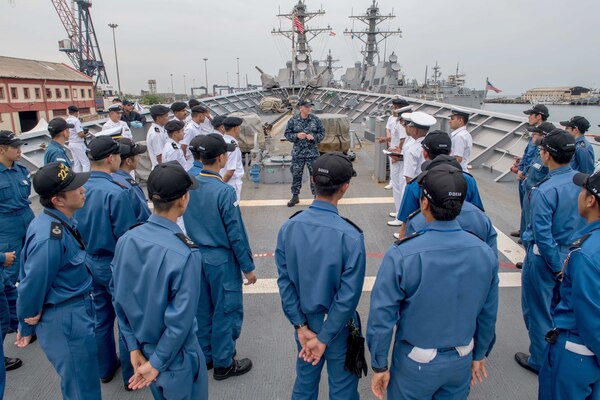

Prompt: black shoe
[
  {"left": 510, "top": 230, "right": 521, "bottom": 237},
  {"left": 206, "top": 362, "right": 213, "bottom": 370},
  {"left": 5, "top": 357, "right": 23, "bottom": 371},
  {"left": 287, "top": 195, "right": 299, "bottom": 207},
  {"left": 101, "top": 359, "right": 121, "bottom": 383},
  {"left": 124, "top": 384, "right": 133, "bottom": 392},
  {"left": 213, "top": 358, "right": 252, "bottom": 381},
  {"left": 514, "top": 352, "right": 539, "bottom": 375},
  {"left": 518, "top": 239, "right": 523, "bottom": 245},
  {"left": 515, "top": 262, "right": 523, "bottom": 270},
  {"left": 29, "top": 333, "right": 37, "bottom": 344}
]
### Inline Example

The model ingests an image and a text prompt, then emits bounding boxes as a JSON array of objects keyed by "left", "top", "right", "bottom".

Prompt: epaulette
[
  {"left": 570, "top": 233, "right": 591, "bottom": 250},
  {"left": 231, "top": 140, "right": 237, "bottom": 146},
  {"left": 154, "top": 127, "right": 160, "bottom": 133},
  {"left": 578, "top": 141, "right": 587, "bottom": 148},
  {"left": 171, "top": 142, "right": 178, "bottom": 149},
  {"left": 394, "top": 231, "right": 423, "bottom": 246},
  {"left": 342, "top": 216, "right": 363, "bottom": 233},
  {"left": 50, "top": 221, "right": 63, "bottom": 239},
  {"left": 289, "top": 210, "right": 303, "bottom": 219},
  {"left": 126, "top": 177, "right": 139, "bottom": 187},
  {"left": 532, "top": 176, "right": 550, "bottom": 190},
  {"left": 111, "top": 180, "right": 127, "bottom": 189},
  {"left": 128, "top": 222, "right": 145, "bottom": 230},
  {"left": 175, "top": 232, "right": 199, "bottom": 248},
  {"left": 406, "top": 209, "right": 421, "bottom": 221}
]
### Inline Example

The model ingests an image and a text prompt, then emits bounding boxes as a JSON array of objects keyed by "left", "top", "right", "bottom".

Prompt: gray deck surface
[{"left": 4, "top": 129, "right": 538, "bottom": 399}]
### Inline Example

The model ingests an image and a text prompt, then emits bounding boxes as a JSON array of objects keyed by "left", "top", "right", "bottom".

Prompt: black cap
[
  {"left": 86, "top": 136, "right": 126, "bottom": 161},
  {"left": 392, "top": 98, "right": 410, "bottom": 107},
  {"left": 422, "top": 130, "right": 451, "bottom": 153},
  {"left": 523, "top": 104, "right": 549, "bottom": 118},
  {"left": 189, "top": 133, "right": 236, "bottom": 158},
  {"left": 560, "top": 116, "right": 590, "bottom": 133},
  {"left": 312, "top": 152, "right": 357, "bottom": 186},
  {"left": 223, "top": 117, "right": 243, "bottom": 128},
  {"left": 68, "top": 105, "right": 79, "bottom": 112},
  {"left": 418, "top": 164, "right": 467, "bottom": 207},
  {"left": 298, "top": 99, "right": 314, "bottom": 107},
  {"left": 420, "top": 154, "right": 463, "bottom": 172},
  {"left": 188, "top": 99, "right": 200, "bottom": 108},
  {"left": 118, "top": 138, "right": 147, "bottom": 158},
  {"left": 147, "top": 161, "right": 198, "bottom": 203},
  {"left": 33, "top": 162, "right": 90, "bottom": 197},
  {"left": 191, "top": 105, "right": 208, "bottom": 114},
  {"left": 149, "top": 105, "right": 170, "bottom": 118},
  {"left": 108, "top": 104, "right": 123, "bottom": 113},
  {"left": 211, "top": 115, "right": 226, "bottom": 128},
  {"left": 47, "top": 118, "right": 74, "bottom": 135},
  {"left": 122, "top": 99, "right": 133, "bottom": 106},
  {"left": 0, "top": 130, "right": 25, "bottom": 147},
  {"left": 526, "top": 121, "right": 556, "bottom": 134},
  {"left": 539, "top": 129, "right": 576, "bottom": 158},
  {"left": 171, "top": 102, "right": 187, "bottom": 112},
  {"left": 112, "top": 98, "right": 122, "bottom": 103},
  {"left": 165, "top": 120, "right": 185, "bottom": 133},
  {"left": 573, "top": 171, "right": 600, "bottom": 202}
]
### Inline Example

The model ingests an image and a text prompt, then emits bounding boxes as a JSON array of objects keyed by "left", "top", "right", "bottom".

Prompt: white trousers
[
  {"left": 69, "top": 142, "right": 90, "bottom": 172},
  {"left": 390, "top": 159, "right": 405, "bottom": 213},
  {"left": 227, "top": 180, "right": 242, "bottom": 204}
]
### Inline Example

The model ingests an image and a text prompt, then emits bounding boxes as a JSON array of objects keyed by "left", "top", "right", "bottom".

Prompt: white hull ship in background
[{"left": 259, "top": 0, "right": 486, "bottom": 109}]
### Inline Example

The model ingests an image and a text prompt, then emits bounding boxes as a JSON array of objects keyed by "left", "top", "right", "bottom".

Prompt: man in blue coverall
[
  {"left": 184, "top": 133, "right": 257, "bottom": 380},
  {"left": 112, "top": 138, "right": 151, "bottom": 223},
  {"left": 275, "top": 152, "right": 366, "bottom": 400},
  {"left": 44, "top": 118, "right": 73, "bottom": 167},
  {"left": 74, "top": 136, "right": 138, "bottom": 386},
  {"left": 515, "top": 129, "right": 586, "bottom": 374},
  {"left": 368, "top": 165, "right": 498, "bottom": 400},
  {"left": 0, "top": 130, "right": 34, "bottom": 373},
  {"left": 15, "top": 162, "right": 100, "bottom": 399},
  {"left": 562, "top": 116, "right": 595, "bottom": 174},
  {"left": 538, "top": 170, "right": 600, "bottom": 399},
  {"left": 112, "top": 162, "right": 208, "bottom": 399}
]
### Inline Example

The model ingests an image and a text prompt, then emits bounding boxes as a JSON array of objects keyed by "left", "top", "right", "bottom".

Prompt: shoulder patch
[
  {"left": 50, "top": 222, "right": 63, "bottom": 239},
  {"left": 154, "top": 127, "right": 160, "bottom": 132},
  {"left": 175, "top": 232, "right": 199, "bottom": 248},
  {"left": 128, "top": 222, "right": 145, "bottom": 230},
  {"left": 578, "top": 141, "right": 587, "bottom": 148},
  {"left": 394, "top": 231, "right": 423, "bottom": 246},
  {"left": 342, "top": 216, "right": 363, "bottom": 233},
  {"left": 171, "top": 142, "right": 178, "bottom": 149},
  {"left": 407, "top": 209, "right": 421, "bottom": 221},
  {"left": 289, "top": 210, "right": 303, "bottom": 219},
  {"left": 126, "top": 177, "right": 139, "bottom": 186},
  {"left": 570, "top": 233, "right": 591, "bottom": 250}
]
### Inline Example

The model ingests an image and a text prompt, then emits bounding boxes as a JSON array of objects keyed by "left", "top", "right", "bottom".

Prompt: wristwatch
[
  {"left": 372, "top": 366, "right": 388, "bottom": 373},
  {"left": 294, "top": 322, "right": 307, "bottom": 330}
]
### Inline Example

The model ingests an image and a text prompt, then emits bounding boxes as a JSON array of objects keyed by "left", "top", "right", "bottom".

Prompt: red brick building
[{"left": 0, "top": 56, "right": 97, "bottom": 133}]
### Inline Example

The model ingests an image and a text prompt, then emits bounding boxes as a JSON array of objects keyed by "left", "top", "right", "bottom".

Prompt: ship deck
[{"left": 5, "top": 122, "right": 538, "bottom": 400}]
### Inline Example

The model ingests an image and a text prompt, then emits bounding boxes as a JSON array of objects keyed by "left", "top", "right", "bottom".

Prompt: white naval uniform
[
  {"left": 403, "top": 136, "right": 425, "bottom": 180},
  {"left": 450, "top": 126, "right": 472, "bottom": 172},
  {"left": 199, "top": 119, "right": 214, "bottom": 135},
  {"left": 162, "top": 138, "right": 189, "bottom": 170},
  {"left": 389, "top": 120, "right": 407, "bottom": 212},
  {"left": 146, "top": 123, "right": 167, "bottom": 170},
  {"left": 102, "top": 119, "right": 132, "bottom": 139},
  {"left": 220, "top": 134, "right": 244, "bottom": 203},
  {"left": 66, "top": 115, "right": 89, "bottom": 172},
  {"left": 181, "top": 120, "right": 203, "bottom": 165}
]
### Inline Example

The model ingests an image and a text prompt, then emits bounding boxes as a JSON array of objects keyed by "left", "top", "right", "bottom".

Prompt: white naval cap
[
  {"left": 392, "top": 105, "right": 412, "bottom": 114},
  {"left": 408, "top": 111, "right": 437, "bottom": 129},
  {"left": 400, "top": 112, "right": 412, "bottom": 122}
]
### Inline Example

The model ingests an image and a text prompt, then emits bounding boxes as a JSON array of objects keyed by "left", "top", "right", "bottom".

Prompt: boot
[
  {"left": 213, "top": 358, "right": 252, "bottom": 381},
  {"left": 287, "top": 194, "right": 299, "bottom": 207}
]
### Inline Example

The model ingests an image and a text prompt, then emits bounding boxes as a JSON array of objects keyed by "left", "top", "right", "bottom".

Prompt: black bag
[{"left": 344, "top": 312, "right": 368, "bottom": 379}]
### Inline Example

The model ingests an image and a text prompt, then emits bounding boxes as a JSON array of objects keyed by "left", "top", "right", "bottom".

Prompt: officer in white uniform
[
  {"left": 102, "top": 104, "right": 132, "bottom": 139},
  {"left": 66, "top": 105, "right": 90, "bottom": 172},
  {"left": 381, "top": 99, "right": 410, "bottom": 190},
  {"left": 386, "top": 105, "right": 412, "bottom": 226},
  {"left": 449, "top": 108, "right": 473, "bottom": 172},
  {"left": 170, "top": 102, "right": 189, "bottom": 123},
  {"left": 402, "top": 111, "right": 437, "bottom": 183},
  {"left": 162, "top": 120, "right": 188, "bottom": 170},
  {"left": 220, "top": 117, "right": 245, "bottom": 203},
  {"left": 181, "top": 105, "right": 209, "bottom": 164},
  {"left": 146, "top": 105, "right": 170, "bottom": 170}
]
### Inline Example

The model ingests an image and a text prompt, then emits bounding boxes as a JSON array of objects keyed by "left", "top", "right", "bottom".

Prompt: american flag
[
  {"left": 329, "top": 31, "right": 336, "bottom": 37},
  {"left": 486, "top": 79, "right": 502, "bottom": 93},
  {"left": 293, "top": 15, "right": 305, "bottom": 34}
]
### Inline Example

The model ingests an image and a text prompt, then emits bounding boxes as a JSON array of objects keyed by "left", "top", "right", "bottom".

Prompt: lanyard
[{"left": 43, "top": 210, "right": 86, "bottom": 250}]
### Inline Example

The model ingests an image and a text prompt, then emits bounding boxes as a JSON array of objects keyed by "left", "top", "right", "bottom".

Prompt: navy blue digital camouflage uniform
[{"left": 284, "top": 114, "right": 325, "bottom": 195}]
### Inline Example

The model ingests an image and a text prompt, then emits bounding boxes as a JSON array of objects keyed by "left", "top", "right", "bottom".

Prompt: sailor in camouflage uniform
[{"left": 284, "top": 99, "right": 325, "bottom": 207}]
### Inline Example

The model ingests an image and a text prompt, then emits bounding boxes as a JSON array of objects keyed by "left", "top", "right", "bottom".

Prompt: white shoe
[
  {"left": 393, "top": 233, "right": 400, "bottom": 240},
  {"left": 389, "top": 212, "right": 397, "bottom": 218},
  {"left": 384, "top": 183, "right": 393, "bottom": 190},
  {"left": 387, "top": 219, "right": 402, "bottom": 227}
]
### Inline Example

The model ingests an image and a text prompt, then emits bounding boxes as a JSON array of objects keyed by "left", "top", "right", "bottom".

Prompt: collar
[
  {"left": 151, "top": 122, "right": 165, "bottom": 131},
  {"left": 193, "top": 160, "right": 203, "bottom": 168},
  {"left": 422, "top": 219, "right": 462, "bottom": 232},
  {"left": 0, "top": 161, "right": 15, "bottom": 172},
  {"left": 547, "top": 165, "right": 572, "bottom": 177},
  {"left": 148, "top": 214, "right": 182, "bottom": 234},
  {"left": 580, "top": 220, "right": 600, "bottom": 235},
  {"left": 191, "top": 120, "right": 201, "bottom": 129},
  {"left": 575, "top": 136, "right": 587, "bottom": 143},
  {"left": 49, "top": 140, "right": 65, "bottom": 149},
  {"left": 310, "top": 199, "right": 339, "bottom": 214},
  {"left": 90, "top": 170, "right": 115, "bottom": 181},
  {"left": 44, "top": 207, "right": 76, "bottom": 228},
  {"left": 450, "top": 126, "right": 468, "bottom": 136},
  {"left": 115, "top": 169, "right": 130, "bottom": 177},
  {"left": 200, "top": 169, "right": 223, "bottom": 181}
]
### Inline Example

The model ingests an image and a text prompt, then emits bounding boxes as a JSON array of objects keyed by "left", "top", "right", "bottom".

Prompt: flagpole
[
  {"left": 484, "top": 76, "right": 489, "bottom": 101},
  {"left": 291, "top": 16, "right": 296, "bottom": 86}
]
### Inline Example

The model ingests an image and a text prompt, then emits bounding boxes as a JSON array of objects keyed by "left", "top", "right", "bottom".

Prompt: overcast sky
[{"left": 1, "top": 0, "right": 598, "bottom": 95}]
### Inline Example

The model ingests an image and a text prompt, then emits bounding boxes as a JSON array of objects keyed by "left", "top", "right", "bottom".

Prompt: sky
[{"left": 1, "top": 0, "right": 599, "bottom": 96}]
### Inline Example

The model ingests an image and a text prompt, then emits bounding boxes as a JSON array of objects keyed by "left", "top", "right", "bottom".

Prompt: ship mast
[
  {"left": 272, "top": 1, "right": 332, "bottom": 86},
  {"left": 344, "top": 1, "right": 402, "bottom": 68}
]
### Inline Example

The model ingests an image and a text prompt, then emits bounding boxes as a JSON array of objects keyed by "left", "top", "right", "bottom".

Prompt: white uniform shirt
[
  {"left": 146, "top": 123, "right": 168, "bottom": 170},
  {"left": 390, "top": 121, "right": 407, "bottom": 148},
  {"left": 199, "top": 119, "right": 214, "bottom": 135},
  {"left": 403, "top": 136, "right": 425, "bottom": 179},
  {"left": 220, "top": 135, "right": 244, "bottom": 183},
  {"left": 66, "top": 115, "right": 84, "bottom": 144},
  {"left": 450, "top": 126, "right": 472, "bottom": 172},
  {"left": 162, "top": 138, "right": 189, "bottom": 170},
  {"left": 181, "top": 120, "right": 203, "bottom": 164},
  {"left": 102, "top": 119, "right": 132, "bottom": 139}
]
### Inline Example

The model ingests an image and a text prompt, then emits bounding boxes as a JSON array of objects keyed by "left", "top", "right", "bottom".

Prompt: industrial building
[{"left": 521, "top": 86, "right": 592, "bottom": 104}]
